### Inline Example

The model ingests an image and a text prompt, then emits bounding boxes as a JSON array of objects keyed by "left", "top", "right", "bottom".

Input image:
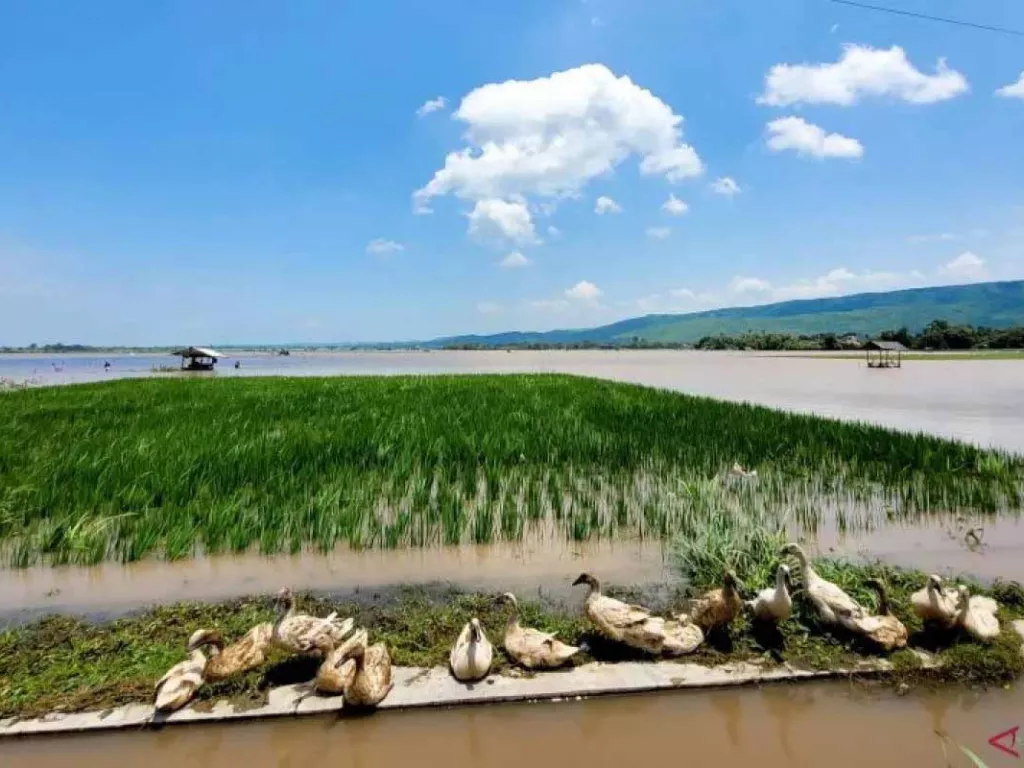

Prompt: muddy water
[
  {"left": 2, "top": 682, "right": 1020, "bottom": 767},
  {"left": 4, "top": 515, "right": 1023, "bottom": 622},
  {"left": 4, "top": 349, "right": 1023, "bottom": 452}
]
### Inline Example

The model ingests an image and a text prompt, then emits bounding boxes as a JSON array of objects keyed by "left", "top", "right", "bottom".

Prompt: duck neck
[
  {"left": 870, "top": 583, "right": 890, "bottom": 616},
  {"left": 775, "top": 569, "right": 788, "bottom": 593},
  {"left": 789, "top": 547, "right": 811, "bottom": 582}
]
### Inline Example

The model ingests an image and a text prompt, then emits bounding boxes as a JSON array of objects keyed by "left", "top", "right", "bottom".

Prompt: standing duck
[
  {"left": 955, "top": 586, "right": 1001, "bottom": 642},
  {"left": 187, "top": 623, "right": 273, "bottom": 682},
  {"left": 154, "top": 630, "right": 215, "bottom": 712},
  {"left": 690, "top": 570, "right": 744, "bottom": 631},
  {"left": 342, "top": 634, "right": 394, "bottom": 709},
  {"left": 450, "top": 618, "right": 494, "bottom": 682},
  {"left": 315, "top": 629, "right": 368, "bottom": 695},
  {"left": 573, "top": 572, "right": 651, "bottom": 641},
  {"left": 497, "top": 593, "right": 580, "bottom": 669},
  {"left": 911, "top": 575, "right": 961, "bottom": 629},
  {"left": 747, "top": 564, "right": 793, "bottom": 624},
  {"left": 272, "top": 587, "right": 354, "bottom": 655},
  {"left": 781, "top": 543, "right": 866, "bottom": 626}
]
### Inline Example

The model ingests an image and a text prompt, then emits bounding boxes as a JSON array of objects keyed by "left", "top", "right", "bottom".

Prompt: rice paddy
[{"left": 0, "top": 374, "right": 1021, "bottom": 567}]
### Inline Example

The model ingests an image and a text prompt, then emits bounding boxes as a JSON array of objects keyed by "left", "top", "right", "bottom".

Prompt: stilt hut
[
  {"left": 171, "top": 346, "right": 225, "bottom": 371},
  {"left": 864, "top": 340, "right": 906, "bottom": 369}
]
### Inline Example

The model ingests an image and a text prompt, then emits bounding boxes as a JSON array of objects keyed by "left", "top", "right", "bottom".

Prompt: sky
[{"left": 1, "top": 0, "right": 1023, "bottom": 346}]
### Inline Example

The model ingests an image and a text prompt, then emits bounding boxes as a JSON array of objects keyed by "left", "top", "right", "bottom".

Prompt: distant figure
[
  {"left": 234, "top": 360, "right": 241, "bottom": 369},
  {"left": 104, "top": 361, "right": 111, "bottom": 371}
]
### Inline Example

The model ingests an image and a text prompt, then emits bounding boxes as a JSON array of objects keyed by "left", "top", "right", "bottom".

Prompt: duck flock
[{"left": 155, "top": 542, "right": 1005, "bottom": 714}]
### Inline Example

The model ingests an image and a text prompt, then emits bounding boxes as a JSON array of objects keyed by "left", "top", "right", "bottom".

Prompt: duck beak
[{"left": 571, "top": 575, "right": 587, "bottom": 586}]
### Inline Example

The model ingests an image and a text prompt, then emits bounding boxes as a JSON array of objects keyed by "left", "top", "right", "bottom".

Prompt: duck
[
  {"left": 497, "top": 592, "right": 580, "bottom": 669},
  {"left": 272, "top": 587, "right": 354, "bottom": 655},
  {"left": 572, "top": 573, "right": 701, "bottom": 655},
  {"left": 747, "top": 564, "right": 793, "bottom": 624},
  {"left": 729, "top": 463, "right": 758, "bottom": 479},
  {"left": 781, "top": 543, "right": 866, "bottom": 626},
  {"left": 450, "top": 618, "right": 494, "bottom": 682},
  {"left": 910, "top": 574, "right": 961, "bottom": 628},
  {"left": 955, "top": 586, "right": 1000, "bottom": 642},
  {"left": 342, "top": 633, "right": 394, "bottom": 709},
  {"left": 572, "top": 572, "right": 652, "bottom": 641},
  {"left": 154, "top": 630, "right": 214, "bottom": 712},
  {"left": 839, "top": 578, "right": 907, "bottom": 651},
  {"left": 690, "top": 570, "right": 744, "bottom": 631},
  {"left": 187, "top": 623, "right": 273, "bottom": 682},
  {"left": 315, "top": 629, "right": 368, "bottom": 695}
]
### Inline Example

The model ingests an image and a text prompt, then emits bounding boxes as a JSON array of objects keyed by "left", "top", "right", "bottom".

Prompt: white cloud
[
  {"left": 661, "top": 194, "right": 689, "bottom": 216},
  {"left": 500, "top": 251, "right": 531, "bottom": 268},
  {"left": 595, "top": 196, "right": 623, "bottom": 215},
  {"left": 547, "top": 225, "right": 562, "bottom": 238},
  {"left": 830, "top": 23, "right": 839, "bottom": 34},
  {"left": 416, "top": 96, "right": 447, "bottom": 117},
  {"left": 467, "top": 198, "right": 538, "bottom": 244},
  {"left": 366, "top": 238, "right": 404, "bottom": 255},
  {"left": 476, "top": 301, "right": 502, "bottom": 314},
  {"left": 758, "top": 44, "right": 968, "bottom": 107},
  {"left": 996, "top": 72, "right": 1024, "bottom": 99},
  {"left": 766, "top": 117, "right": 863, "bottom": 159},
  {"left": 940, "top": 251, "right": 988, "bottom": 282},
  {"left": 646, "top": 226, "right": 671, "bottom": 240},
  {"left": 770, "top": 267, "right": 924, "bottom": 301},
  {"left": 565, "top": 280, "right": 602, "bottom": 301},
  {"left": 413, "top": 64, "right": 704, "bottom": 226},
  {"left": 710, "top": 177, "right": 741, "bottom": 197},
  {"left": 907, "top": 232, "right": 956, "bottom": 244},
  {"left": 529, "top": 298, "right": 571, "bottom": 312},
  {"left": 730, "top": 276, "right": 772, "bottom": 295}
]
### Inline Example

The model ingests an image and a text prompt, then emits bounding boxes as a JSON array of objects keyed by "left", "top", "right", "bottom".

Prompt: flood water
[
  {"left": 3, "top": 349, "right": 1023, "bottom": 453},
  {"left": 2, "top": 681, "right": 1020, "bottom": 768}
]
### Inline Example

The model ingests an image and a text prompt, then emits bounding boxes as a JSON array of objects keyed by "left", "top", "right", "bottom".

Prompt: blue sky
[{"left": 1, "top": 0, "right": 1022, "bottom": 345}]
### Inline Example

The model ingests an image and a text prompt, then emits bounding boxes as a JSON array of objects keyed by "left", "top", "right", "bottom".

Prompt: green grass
[
  {"left": 1, "top": 374, "right": 1022, "bottom": 566},
  {"left": 2, "top": 570, "right": 1022, "bottom": 720},
  {"left": 776, "top": 351, "right": 1024, "bottom": 361}
]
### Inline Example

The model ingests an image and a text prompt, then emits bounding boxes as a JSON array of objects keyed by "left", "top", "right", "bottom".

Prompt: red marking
[{"left": 989, "top": 726, "right": 1020, "bottom": 758}]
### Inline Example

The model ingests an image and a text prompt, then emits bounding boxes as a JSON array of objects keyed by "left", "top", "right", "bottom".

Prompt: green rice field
[{"left": 0, "top": 374, "right": 1021, "bottom": 567}]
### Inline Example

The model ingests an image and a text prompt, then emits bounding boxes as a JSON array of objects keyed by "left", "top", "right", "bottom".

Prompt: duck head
[
  {"left": 496, "top": 592, "right": 518, "bottom": 609},
  {"left": 572, "top": 573, "right": 600, "bottom": 591},
  {"left": 927, "top": 574, "right": 944, "bottom": 591},
  {"left": 187, "top": 629, "right": 225, "bottom": 653},
  {"left": 469, "top": 617, "right": 484, "bottom": 641}
]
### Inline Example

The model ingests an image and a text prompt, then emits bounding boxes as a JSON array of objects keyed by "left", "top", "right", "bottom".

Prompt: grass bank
[
  {"left": 1, "top": 375, "right": 1022, "bottom": 566},
  {"left": 2, "top": 562, "right": 1022, "bottom": 720}
]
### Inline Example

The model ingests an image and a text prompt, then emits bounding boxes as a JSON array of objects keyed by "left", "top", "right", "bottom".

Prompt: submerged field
[{"left": 0, "top": 374, "right": 1022, "bottom": 566}]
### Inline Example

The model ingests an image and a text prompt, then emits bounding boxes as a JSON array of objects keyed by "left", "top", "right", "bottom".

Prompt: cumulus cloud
[
  {"left": 416, "top": 96, "right": 447, "bottom": 117},
  {"left": 710, "top": 177, "right": 741, "bottom": 196},
  {"left": 646, "top": 226, "right": 671, "bottom": 240},
  {"left": 547, "top": 225, "right": 562, "bottom": 238},
  {"left": 595, "top": 196, "right": 623, "bottom": 215},
  {"left": 758, "top": 44, "right": 968, "bottom": 106},
  {"left": 661, "top": 194, "right": 689, "bottom": 216},
  {"left": 940, "top": 251, "right": 988, "bottom": 281},
  {"left": 565, "top": 280, "right": 602, "bottom": 301},
  {"left": 996, "top": 72, "right": 1024, "bottom": 99},
  {"left": 730, "top": 276, "right": 772, "bottom": 295},
  {"left": 467, "top": 199, "right": 538, "bottom": 244},
  {"left": 366, "top": 239, "right": 404, "bottom": 255},
  {"left": 907, "top": 232, "right": 956, "bottom": 244},
  {"left": 766, "top": 117, "right": 864, "bottom": 159},
  {"left": 413, "top": 64, "right": 704, "bottom": 238},
  {"left": 476, "top": 301, "right": 502, "bottom": 314},
  {"left": 500, "top": 251, "right": 531, "bottom": 268}
]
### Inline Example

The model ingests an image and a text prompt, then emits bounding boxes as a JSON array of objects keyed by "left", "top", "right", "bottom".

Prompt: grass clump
[{"left": 1, "top": 375, "right": 1021, "bottom": 566}]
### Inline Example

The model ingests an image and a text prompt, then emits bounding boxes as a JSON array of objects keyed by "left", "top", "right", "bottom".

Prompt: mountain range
[{"left": 425, "top": 280, "right": 1024, "bottom": 347}]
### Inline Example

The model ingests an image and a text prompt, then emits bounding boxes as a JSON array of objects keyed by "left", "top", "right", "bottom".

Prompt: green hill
[{"left": 431, "top": 280, "right": 1024, "bottom": 346}]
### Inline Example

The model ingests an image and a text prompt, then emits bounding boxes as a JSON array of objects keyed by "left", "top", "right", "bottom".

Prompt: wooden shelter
[
  {"left": 171, "top": 346, "right": 225, "bottom": 371},
  {"left": 864, "top": 340, "right": 906, "bottom": 369}
]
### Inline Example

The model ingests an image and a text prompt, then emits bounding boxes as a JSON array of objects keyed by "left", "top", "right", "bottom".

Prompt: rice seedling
[{"left": 0, "top": 374, "right": 1021, "bottom": 566}]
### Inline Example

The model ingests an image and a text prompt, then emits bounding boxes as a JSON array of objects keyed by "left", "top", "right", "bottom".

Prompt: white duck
[
  {"left": 573, "top": 572, "right": 651, "bottom": 642},
  {"left": 955, "top": 586, "right": 1000, "bottom": 642},
  {"left": 498, "top": 592, "right": 580, "bottom": 669},
  {"left": 154, "top": 630, "right": 214, "bottom": 712},
  {"left": 910, "top": 574, "right": 961, "bottom": 629},
  {"left": 272, "top": 587, "right": 354, "bottom": 655},
  {"left": 781, "top": 543, "right": 866, "bottom": 626},
  {"left": 747, "top": 564, "right": 793, "bottom": 624},
  {"left": 450, "top": 618, "right": 494, "bottom": 682},
  {"left": 839, "top": 578, "right": 908, "bottom": 651}
]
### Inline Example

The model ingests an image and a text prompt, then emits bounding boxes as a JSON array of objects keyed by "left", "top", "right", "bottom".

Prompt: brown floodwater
[
  {"left": 3, "top": 515, "right": 1022, "bottom": 623},
  {"left": 2, "top": 681, "right": 1021, "bottom": 768}
]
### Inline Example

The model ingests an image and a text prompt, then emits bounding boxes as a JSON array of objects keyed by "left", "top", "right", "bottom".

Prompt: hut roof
[
  {"left": 864, "top": 340, "right": 907, "bottom": 351},
  {"left": 170, "top": 346, "right": 225, "bottom": 359}
]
